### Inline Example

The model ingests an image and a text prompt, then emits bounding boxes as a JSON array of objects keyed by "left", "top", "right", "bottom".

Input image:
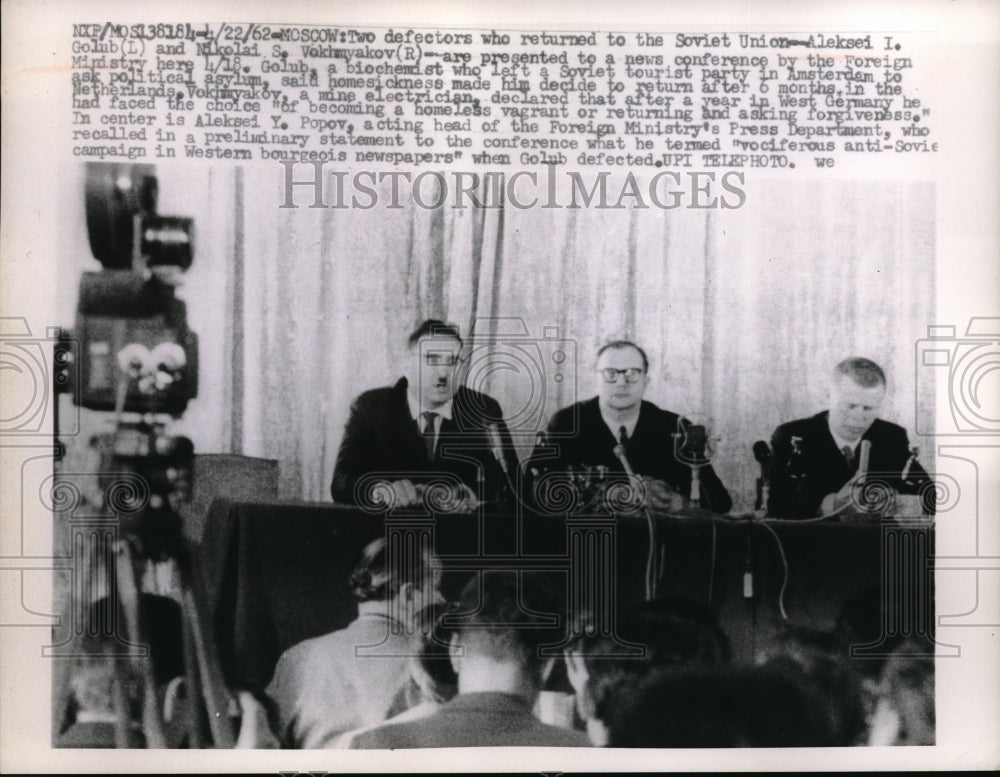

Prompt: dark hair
[
  {"left": 836, "top": 588, "right": 900, "bottom": 680},
  {"left": 756, "top": 626, "right": 867, "bottom": 745},
  {"left": 606, "top": 665, "right": 835, "bottom": 748},
  {"left": 834, "top": 357, "right": 886, "bottom": 388},
  {"left": 448, "top": 571, "right": 560, "bottom": 677},
  {"left": 407, "top": 319, "right": 462, "bottom": 348},
  {"left": 348, "top": 537, "right": 435, "bottom": 604},
  {"left": 596, "top": 340, "right": 649, "bottom": 372},
  {"left": 413, "top": 603, "right": 459, "bottom": 704},
  {"left": 571, "top": 600, "right": 730, "bottom": 723}
]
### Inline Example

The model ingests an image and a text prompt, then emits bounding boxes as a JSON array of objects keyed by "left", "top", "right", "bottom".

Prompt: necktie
[
  {"left": 421, "top": 411, "right": 438, "bottom": 460},
  {"left": 619, "top": 425, "right": 628, "bottom": 448},
  {"left": 842, "top": 444, "right": 854, "bottom": 468}
]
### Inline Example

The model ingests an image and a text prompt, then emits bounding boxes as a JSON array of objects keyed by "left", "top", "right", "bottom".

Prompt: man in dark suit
[
  {"left": 331, "top": 319, "right": 519, "bottom": 510},
  {"left": 349, "top": 571, "right": 589, "bottom": 748},
  {"left": 525, "top": 340, "right": 732, "bottom": 515},
  {"left": 768, "top": 357, "right": 932, "bottom": 519}
]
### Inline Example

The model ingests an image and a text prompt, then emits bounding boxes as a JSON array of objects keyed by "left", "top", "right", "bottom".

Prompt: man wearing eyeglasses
[
  {"left": 527, "top": 340, "right": 732, "bottom": 514},
  {"left": 331, "top": 319, "right": 519, "bottom": 511}
]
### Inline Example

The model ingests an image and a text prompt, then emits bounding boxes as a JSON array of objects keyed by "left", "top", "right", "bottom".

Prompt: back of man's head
[
  {"left": 606, "top": 664, "right": 835, "bottom": 748},
  {"left": 349, "top": 536, "right": 435, "bottom": 605},
  {"left": 449, "top": 572, "right": 560, "bottom": 691},
  {"left": 571, "top": 600, "right": 730, "bottom": 727}
]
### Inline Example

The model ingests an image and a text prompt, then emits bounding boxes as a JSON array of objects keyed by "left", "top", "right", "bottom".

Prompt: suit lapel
[{"left": 394, "top": 378, "right": 430, "bottom": 465}]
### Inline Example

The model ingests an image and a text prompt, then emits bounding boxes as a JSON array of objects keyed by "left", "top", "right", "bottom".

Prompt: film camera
[{"left": 58, "top": 162, "right": 199, "bottom": 558}]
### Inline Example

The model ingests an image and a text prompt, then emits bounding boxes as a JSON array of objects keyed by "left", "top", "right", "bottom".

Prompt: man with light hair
[{"left": 768, "top": 357, "right": 932, "bottom": 519}]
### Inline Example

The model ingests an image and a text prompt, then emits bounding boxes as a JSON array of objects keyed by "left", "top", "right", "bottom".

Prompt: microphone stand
[
  {"left": 672, "top": 428, "right": 712, "bottom": 509},
  {"left": 487, "top": 424, "right": 517, "bottom": 507},
  {"left": 613, "top": 444, "right": 658, "bottom": 601}
]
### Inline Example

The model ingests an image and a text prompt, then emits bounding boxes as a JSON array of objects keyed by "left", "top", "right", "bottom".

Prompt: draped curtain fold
[{"left": 161, "top": 168, "right": 933, "bottom": 509}]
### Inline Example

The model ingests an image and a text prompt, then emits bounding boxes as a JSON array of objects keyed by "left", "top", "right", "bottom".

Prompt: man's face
[
  {"left": 828, "top": 375, "right": 885, "bottom": 442},
  {"left": 409, "top": 335, "right": 462, "bottom": 409},
  {"left": 596, "top": 346, "right": 648, "bottom": 412}
]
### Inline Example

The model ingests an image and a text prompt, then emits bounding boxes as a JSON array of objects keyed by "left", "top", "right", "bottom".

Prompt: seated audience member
[
  {"left": 606, "top": 665, "right": 834, "bottom": 748},
  {"left": 331, "top": 319, "right": 519, "bottom": 510},
  {"left": 630, "top": 595, "right": 732, "bottom": 665},
  {"left": 836, "top": 587, "right": 902, "bottom": 734},
  {"left": 526, "top": 340, "right": 732, "bottom": 514},
  {"left": 565, "top": 598, "right": 730, "bottom": 746},
  {"left": 349, "top": 571, "right": 589, "bottom": 748},
  {"left": 265, "top": 537, "right": 441, "bottom": 748},
  {"left": 867, "top": 639, "right": 935, "bottom": 746},
  {"left": 55, "top": 633, "right": 145, "bottom": 748},
  {"left": 335, "top": 602, "right": 458, "bottom": 747},
  {"left": 756, "top": 626, "right": 867, "bottom": 746},
  {"left": 768, "top": 357, "right": 932, "bottom": 519}
]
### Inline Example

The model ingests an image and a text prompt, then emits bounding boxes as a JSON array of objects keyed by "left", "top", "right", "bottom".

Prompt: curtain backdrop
[{"left": 147, "top": 168, "right": 934, "bottom": 510}]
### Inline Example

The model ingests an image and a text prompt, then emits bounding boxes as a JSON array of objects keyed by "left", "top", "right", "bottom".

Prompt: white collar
[
  {"left": 407, "top": 389, "right": 454, "bottom": 422},
  {"left": 827, "top": 416, "right": 861, "bottom": 453},
  {"left": 599, "top": 402, "right": 640, "bottom": 441}
]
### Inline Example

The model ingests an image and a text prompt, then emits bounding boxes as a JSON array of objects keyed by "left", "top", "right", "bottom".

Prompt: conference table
[{"left": 194, "top": 499, "right": 935, "bottom": 695}]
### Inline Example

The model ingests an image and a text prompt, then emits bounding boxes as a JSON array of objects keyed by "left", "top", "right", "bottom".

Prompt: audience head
[
  {"left": 868, "top": 639, "right": 935, "bottom": 746},
  {"left": 828, "top": 357, "right": 887, "bottom": 442},
  {"left": 631, "top": 595, "right": 732, "bottom": 665},
  {"left": 410, "top": 603, "right": 459, "bottom": 706},
  {"left": 836, "top": 587, "right": 900, "bottom": 683},
  {"left": 405, "top": 319, "right": 463, "bottom": 410},
  {"left": 65, "top": 633, "right": 144, "bottom": 720},
  {"left": 595, "top": 340, "right": 650, "bottom": 414},
  {"left": 447, "top": 571, "right": 561, "bottom": 699},
  {"left": 756, "top": 625, "right": 867, "bottom": 745},
  {"left": 349, "top": 537, "right": 441, "bottom": 626},
  {"left": 606, "top": 664, "right": 835, "bottom": 747},
  {"left": 566, "top": 597, "right": 730, "bottom": 745}
]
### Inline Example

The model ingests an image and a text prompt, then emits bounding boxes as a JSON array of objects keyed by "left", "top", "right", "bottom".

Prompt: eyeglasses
[
  {"left": 599, "top": 367, "right": 644, "bottom": 384},
  {"left": 423, "top": 353, "right": 460, "bottom": 367}
]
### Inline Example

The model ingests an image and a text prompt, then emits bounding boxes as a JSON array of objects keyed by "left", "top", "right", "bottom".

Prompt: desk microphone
[
  {"left": 857, "top": 439, "right": 871, "bottom": 477},
  {"left": 752, "top": 440, "right": 772, "bottom": 513},
  {"left": 487, "top": 423, "right": 517, "bottom": 506},
  {"left": 487, "top": 423, "right": 508, "bottom": 475},
  {"left": 613, "top": 431, "right": 658, "bottom": 601},
  {"left": 673, "top": 420, "right": 711, "bottom": 506}
]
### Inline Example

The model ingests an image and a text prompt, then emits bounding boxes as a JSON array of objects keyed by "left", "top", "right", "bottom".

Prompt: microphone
[
  {"left": 487, "top": 423, "right": 508, "bottom": 475},
  {"left": 901, "top": 444, "right": 918, "bottom": 483},
  {"left": 673, "top": 418, "right": 713, "bottom": 506},
  {"left": 613, "top": 428, "right": 658, "bottom": 602},
  {"left": 857, "top": 439, "right": 871, "bottom": 477},
  {"left": 487, "top": 423, "right": 516, "bottom": 506},
  {"left": 677, "top": 424, "right": 708, "bottom": 464},
  {"left": 752, "top": 440, "right": 772, "bottom": 513},
  {"left": 753, "top": 440, "right": 772, "bottom": 469}
]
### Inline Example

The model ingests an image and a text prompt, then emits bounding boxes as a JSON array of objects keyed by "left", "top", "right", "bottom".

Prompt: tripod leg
[{"left": 114, "top": 539, "right": 167, "bottom": 748}]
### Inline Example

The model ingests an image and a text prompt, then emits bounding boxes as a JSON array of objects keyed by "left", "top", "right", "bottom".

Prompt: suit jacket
[
  {"left": 265, "top": 612, "right": 414, "bottom": 748},
  {"left": 348, "top": 691, "right": 590, "bottom": 748},
  {"left": 526, "top": 397, "right": 733, "bottom": 515},
  {"left": 331, "top": 378, "right": 520, "bottom": 505},
  {"left": 768, "top": 411, "right": 931, "bottom": 519}
]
